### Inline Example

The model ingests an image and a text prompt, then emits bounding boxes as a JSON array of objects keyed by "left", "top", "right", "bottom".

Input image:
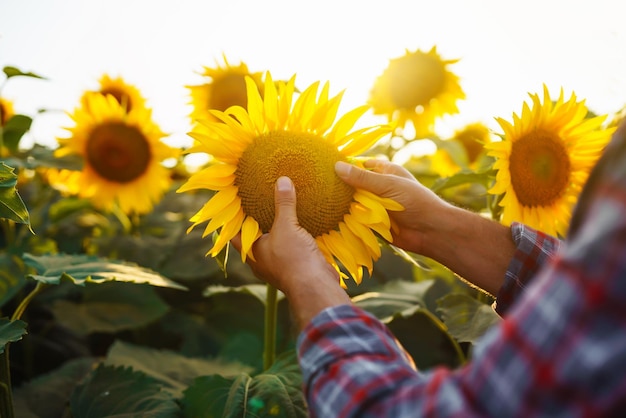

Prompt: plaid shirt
[{"left": 297, "top": 132, "right": 626, "bottom": 417}]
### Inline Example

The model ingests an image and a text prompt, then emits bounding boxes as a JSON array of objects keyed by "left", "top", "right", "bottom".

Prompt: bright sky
[{"left": 1, "top": 0, "right": 626, "bottom": 154}]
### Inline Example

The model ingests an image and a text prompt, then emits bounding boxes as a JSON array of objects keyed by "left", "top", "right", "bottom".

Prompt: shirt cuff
[{"left": 494, "top": 222, "right": 562, "bottom": 315}]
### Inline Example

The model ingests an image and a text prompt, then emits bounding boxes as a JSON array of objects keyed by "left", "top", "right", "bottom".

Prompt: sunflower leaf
[
  {"left": 2, "top": 114, "right": 32, "bottom": 151},
  {"left": 0, "top": 317, "right": 28, "bottom": 353},
  {"left": 0, "top": 163, "right": 31, "bottom": 228},
  {"left": 70, "top": 364, "right": 180, "bottom": 417},
  {"left": 3, "top": 66, "right": 46, "bottom": 80},
  {"left": 429, "top": 169, "right": 495, "bottom": 193},
  {"left": 22, "top": 253, "right": 188, "bottom": 290},
  {"left": 437, "top": 293, "right": 502, "bottom": 344},
  {"left": 181, "top": 350, "right": 307, "bottom": 418}
]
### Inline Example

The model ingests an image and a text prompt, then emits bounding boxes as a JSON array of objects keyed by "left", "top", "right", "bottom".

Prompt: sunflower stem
[{"left": 263, "top": 284, "right": 278, "bottom": 370}]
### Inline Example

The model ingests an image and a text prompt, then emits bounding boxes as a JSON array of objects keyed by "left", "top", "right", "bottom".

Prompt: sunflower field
[{"left": 0, "top": 44, "right": 618, "bottom": 418}]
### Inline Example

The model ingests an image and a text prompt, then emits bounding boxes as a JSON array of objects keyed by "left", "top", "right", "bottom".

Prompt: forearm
[
  {"left": 283, "top": 265, "right": 352, "bottom": 330},
  {"left": 421, "top": 204, "right": 516, "bottom": 296}
]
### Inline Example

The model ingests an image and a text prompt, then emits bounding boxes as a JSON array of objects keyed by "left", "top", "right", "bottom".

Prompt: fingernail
[
  {"left": 277, "top": 176, "right": 292, "bottom": 191},
  {"left": 335, "top": 161, "right": 351, "bottom": 177}
]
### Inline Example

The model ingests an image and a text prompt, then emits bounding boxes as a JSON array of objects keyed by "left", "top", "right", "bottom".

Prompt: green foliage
[
  {"left": 181, "top": 351, "right": 307, "bottom": 418},
  {"left": 2, "top": 115, "right": 32, "bottom": 152},
  {"left": 70, "top": 364, "right": 180, "bottom": 418},
  {"left": 23, "top": 253, "right": 188, "bottom": 290},
  {"left": 438, "top": 293, "right": 502, "bottom": 344},
  {"left": 0, "top": 318, "right": 27, "bottom": 353},
  {"left": 0, "top": 163, "right": 30, "bottom": 228}
]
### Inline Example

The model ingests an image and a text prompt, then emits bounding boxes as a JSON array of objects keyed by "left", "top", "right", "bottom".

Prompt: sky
[{"left": 1, "top": 0, "right": 626, "bottom": 155}]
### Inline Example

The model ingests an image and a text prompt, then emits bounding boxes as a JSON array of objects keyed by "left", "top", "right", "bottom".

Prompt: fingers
[
  {"left": 363, "top": 159, "right": 415, "bottom": 180},
  {"left": 273, "top": 176, "right": 299, "bottom": 228},
  {"left": 335, "top": 160, "right": 413, "bottom": 197}
]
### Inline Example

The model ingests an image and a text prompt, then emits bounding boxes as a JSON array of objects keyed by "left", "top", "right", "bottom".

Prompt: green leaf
[
  {"left": 181, "top": 350, "right": 307, "bottom": 418},
  {"left": 0, "top": 163, "right": 31, "bottom": 227},
  {"left": 0, "top": 253, "right": 27, "bottom": 308},
  {"left": 0, "top": 317, "right": 27, "bottom": 353},
  {"left": 3, "top": 66, "right": 46, "bottom": 80},
  {"left": 70, "top": 364, "right": 180, "bottom": 418},
  {"left": 1, "top": 114, "right": 33, "bottom": 151},
  {"left": 2, "top": 144, "right": 83, "bottom": 171},
  {"left": 12, "top": 357, "right": 98, "bottom": 418},
  {"left": 430, "top": 169, "right": 495, "bottom": 193},
  {"left": 23, "top": 253, "right": 188, "bottom": 290},
  {"left": 104, "top": 340, "right": 254, "bottom": 398},
  {"left": 49, "top": 281, "right": 169, "bottom": 336},
  {"left": 203, "top": 284, "right": 276, "bottom": 306},
  {"left": 383, "top": 306, "right": 465, "bottom": 369},
  {"left": 437, "top": 293, "right": 502, "bottom": 344}
]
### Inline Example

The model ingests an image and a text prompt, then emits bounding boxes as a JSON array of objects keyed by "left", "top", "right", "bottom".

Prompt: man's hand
[{"left": 232, "top": 176, "right": 351, "bottom": 329}]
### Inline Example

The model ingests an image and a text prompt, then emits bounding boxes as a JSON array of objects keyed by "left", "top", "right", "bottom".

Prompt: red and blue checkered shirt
[{"left": 297, "top": 133, "right": 626, "bottom": 416}]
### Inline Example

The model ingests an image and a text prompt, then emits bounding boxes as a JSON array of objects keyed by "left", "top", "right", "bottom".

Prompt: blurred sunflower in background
[
  {"left": 187, "top": 55, "right": 264, "bottom": 125},
  {"left": 178, "top": 72, "right": 403, "bottom": 287},
  {"left": 369, "top": 46, "right": 465, "bottom": 138},
  {"left": 487, "top": 85, "right": 614, "bottom": 237},
  {"left": 51, "top": 94, "right": 179, "bottom": 215},
  {"left": 0, "top": 97, "right": 15, "bottom": 126},
  {"left": 81, "top": 74, "right": 147, "bottom": 113},
  {"left": 431, "top": 122, "right": 493, "bottom": 177}
]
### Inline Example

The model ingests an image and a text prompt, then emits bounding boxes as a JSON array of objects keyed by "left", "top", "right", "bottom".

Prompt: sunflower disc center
[
  {"left": 209, "top": 73, "right": 249, "bottom": 112},
  {"left": 86, "top": 122, "right": 152, "bottom": 183},
  {"left": 235, "top": 131, "right": 354, "bottom": 236},
  {"left": 389, "top": 54, "right": 446, "bottom": 109},
  {"left": 509, "top": 129, "right": 571, "bottom": 207}
]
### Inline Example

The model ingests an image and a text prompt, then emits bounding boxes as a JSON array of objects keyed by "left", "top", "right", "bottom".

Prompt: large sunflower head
[
  {"left": 178, "top": 72, "right": 403, "bottom": 287},
  {"left": 431, "top": 122, "right": 493, "bottom": 177},
  {"left": 81, "top": 74, "right": 147, "bottom": 113},
  {"left": 53, "top": 94, "right": 179, "bottom": 215},
  {"left": 486, "top": 85, "right": 615, "bottom": 237},
  {"left": 369, "top": 46, "right": 465, "bottom": 138},
  {"left": 187, "top": 55, "right": 264, "bottom": 125},
  {"left": 0, "top": 97, "right": 15, "bottom": 126}
]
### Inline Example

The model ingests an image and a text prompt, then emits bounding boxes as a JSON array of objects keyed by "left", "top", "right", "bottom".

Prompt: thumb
[{"left": 273, "top": 176, "right": 299, "bottom": 228}]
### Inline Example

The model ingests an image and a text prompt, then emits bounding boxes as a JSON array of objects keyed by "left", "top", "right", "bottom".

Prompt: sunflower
[
  {"left": 187, "top": 55, "right": 264, "bottom": 125},
  {"left": 369, "top": 46, "right": 465, "bottom": 137},
  {"left": 53, "top": 94, "right": 179, "bottom": 215},
  {"left": 0, "top": 97, "right": 15, "bottom": 126},
  {"left": 431, "top": 122, "right": 493, "bottom": 177},
  {"left": 486, "top": 85, "right": 614, "bottom": 237},
  {"left": 80, "top": 74, "right": 147, "bottom": 114},
  {"left": 178, "top": 72, "right": 403, "bottom": 286}
]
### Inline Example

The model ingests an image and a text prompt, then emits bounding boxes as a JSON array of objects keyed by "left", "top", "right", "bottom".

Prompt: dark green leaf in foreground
[
  {"left": 2, "top": 114, "right": 32, "bottom": 151},
  {"left": 70, "top": 364, "right": 179, "bottom": 418},
  {"left": 0, "top": 253, "right": 27, "bottom": 308},
  {"left": 49, "top": 282, "right": 169, "bottom": 336},
  {"left": 3, "top": 66, "right": 46, "bottom": 79},
  {"left": 181, "top": 350, "right": 307, "bottom": 418},
  {"left": 104, "top": 340, "right": 254, "bottom": 398},
  {"left": 383, "top": 306, "right": 465, "bottom": 369},
  {"left": 437, "top": 293, "right": 502, "bottom": 344},
  {"left": 0, "top": 163, "right": 31, "bottom": 227},
  {"left": 23, "top": 253, "right": 188, "bottom": 290},
  {"left": 13, "top": 357, "right": 98, "bottom": 418},
  {"left": 0, "top": 317, "right": 27, "bottom": 353}
]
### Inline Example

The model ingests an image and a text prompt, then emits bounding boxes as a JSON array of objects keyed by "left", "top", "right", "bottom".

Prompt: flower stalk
[{"left": 263, "top": 284, "right": 278, "bottom": 370}]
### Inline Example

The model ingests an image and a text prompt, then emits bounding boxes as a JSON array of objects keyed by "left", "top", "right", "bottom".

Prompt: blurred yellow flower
[
  {"left": 487, "top": 86, "right": 614, "bottom": 237},
  {"left": 81, "top": 74, "right": 147, "bottom": 113},
  {"left": 431, "top": 122, "right": 493, "bottom": 177},
  {"left": 53, "top": 94, "right": 179, "bottom": 215},
  {"left": 369, "top": 46, "right": 465, "bottom": 137},
  {"left": 0, "top": 97, "right": 15, "bottom": 126},
  {"left": 187, "top": 55, "right": 264, "bottom": 125},
  {"left": 178, "top": 72, "right": 402, "bottom": 286}
]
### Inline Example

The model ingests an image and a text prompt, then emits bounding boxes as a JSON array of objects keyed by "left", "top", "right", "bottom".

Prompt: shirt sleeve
[
  {"left": 494, "top": 222, "right": 562, "bottom": 316},
  {"left": 297, "top": 166, "right": 626, "bottom": 417}
]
